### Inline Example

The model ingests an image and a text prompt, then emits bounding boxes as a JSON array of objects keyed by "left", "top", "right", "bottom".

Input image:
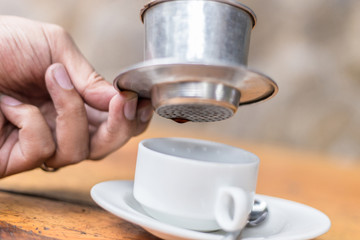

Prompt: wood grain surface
[{"left": 0, "top": 127, "right": 359, "bottom": 239}]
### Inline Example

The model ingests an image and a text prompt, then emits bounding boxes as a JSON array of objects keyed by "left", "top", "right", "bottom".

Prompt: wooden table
[{"left": 0, "top": 126, "right": 359, "bottom": 239}]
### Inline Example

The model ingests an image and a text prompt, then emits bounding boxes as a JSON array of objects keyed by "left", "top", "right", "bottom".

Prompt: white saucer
[{"left": 91, "top": 180, "right": 331, "bottom": 240}]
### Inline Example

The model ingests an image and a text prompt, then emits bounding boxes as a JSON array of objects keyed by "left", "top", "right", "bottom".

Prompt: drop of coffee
[{"left": 171, "top": 118, "right": 190, "bottom": 124}]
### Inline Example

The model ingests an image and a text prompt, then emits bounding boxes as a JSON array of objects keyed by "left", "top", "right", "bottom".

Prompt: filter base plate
[{"left": 114, "top": 59, "right": 278, "bottom": 106}]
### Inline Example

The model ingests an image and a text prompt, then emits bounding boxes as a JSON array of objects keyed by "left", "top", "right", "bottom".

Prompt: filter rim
[
  {"left": 140, "top": 0, "right": 257, "bottom": 27},
  {"left": 113, "top": 59, "right": 278, "bottom": 106}
]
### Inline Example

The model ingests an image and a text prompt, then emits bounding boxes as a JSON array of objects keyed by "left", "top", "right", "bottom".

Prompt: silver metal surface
[
  {"left": 156, "top": 104, "right": 234, "bottom": 122},
  {"left": 247, "top": 199, "right": 269, "bottom": 227},
  {"left": 114, "top": 59, "right": 278, "bottom": 105},
  {"left": 143, "top": 0, "right": 254, "bottom": 66},
  {"left": 151, "top": 81, "right": 241, "bottom": 109},
  {"left": 141, "top": 0, "right": 257, "bottom": 26},
  {"left": 114, "top": 0, "right": 278, "bottom": 122},
  {"left": 152, "top": 81, "right": 241, "bottom": 122}
]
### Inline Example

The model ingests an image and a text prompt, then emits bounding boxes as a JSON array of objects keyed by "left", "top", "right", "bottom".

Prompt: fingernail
[
  {"left": 140, "top": 105, "right": 153, "bottom": 123},
  {"left": 124, "top": 97, "right": 138, "bottom": 121},
  {"left": 1, "top": 95, "right": 22, "bottom": 106},
  {"left": 53, "top": 64, "right": 74, "bottom": 90}
]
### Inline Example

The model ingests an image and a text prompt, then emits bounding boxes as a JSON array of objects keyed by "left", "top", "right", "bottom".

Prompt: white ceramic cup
[{"left": 133, "top": 137, "right": 259, "bottom": 232}]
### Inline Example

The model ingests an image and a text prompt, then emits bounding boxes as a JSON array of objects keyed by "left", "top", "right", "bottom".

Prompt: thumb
[{"left": 43, "top": 23, "right": 117, "bottom": 111}]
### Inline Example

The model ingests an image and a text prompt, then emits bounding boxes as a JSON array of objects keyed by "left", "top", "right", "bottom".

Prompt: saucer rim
[
  {"left": 91, "top": 180, "right": 331, "bottom": 240},
  {"left": 91, "top": 180, "right": 223, "bottom": 240}
]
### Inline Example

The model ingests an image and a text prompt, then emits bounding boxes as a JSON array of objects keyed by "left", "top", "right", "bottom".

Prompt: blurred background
[{"left": 0, "top": 0, "right": 359, "bottom": 160}]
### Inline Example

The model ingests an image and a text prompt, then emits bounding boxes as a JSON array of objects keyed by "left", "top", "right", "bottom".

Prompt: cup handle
[{"left": 214, "top": 187, "right": 249, "bottom": 232}]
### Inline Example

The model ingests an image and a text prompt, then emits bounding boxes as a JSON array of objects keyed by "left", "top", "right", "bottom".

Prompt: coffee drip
[{"left": 114, "top": 0, "right": 278, "bottom": 122}]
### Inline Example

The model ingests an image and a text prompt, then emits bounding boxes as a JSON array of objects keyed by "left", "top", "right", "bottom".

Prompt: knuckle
[
  {"left": 23, "top": 142, "right": 55, "bottom": 167},
  {"left": 66, "top": 149, "right": 89, "bottom": 165},
  {"left": 88, "top": 71, "right": 105, "bottom": 84},
  {"left": 23, "top": 104, "right": 41, "bottom": 116},
  {"left": 41, "top": 142, "right": 56, "bottom": 159},
  {"left": 42, "top": 22, "right": 74, "bottom": 51},
  {"left": 47, "top": 148, "right": 89, "bottom": 169},
  {"left": 44, "top": 23, "right": 69, "bottom": 39},
  {"left": 59, "top": 99, "right": 86, "bottom": 118}
]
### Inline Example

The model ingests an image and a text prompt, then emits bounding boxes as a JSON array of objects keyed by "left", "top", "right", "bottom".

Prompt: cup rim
[{"left": 139, "top": 137, "right": 260, "bottom": 166}]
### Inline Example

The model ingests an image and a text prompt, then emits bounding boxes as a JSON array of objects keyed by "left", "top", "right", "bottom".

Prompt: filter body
[{"left": 114, "top": 0, "right": 278, "bottom": 122}]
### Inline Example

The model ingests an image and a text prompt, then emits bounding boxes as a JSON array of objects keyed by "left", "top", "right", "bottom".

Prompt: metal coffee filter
[{"left": 114, "top": 0, "right": 278, "bottom": 122}]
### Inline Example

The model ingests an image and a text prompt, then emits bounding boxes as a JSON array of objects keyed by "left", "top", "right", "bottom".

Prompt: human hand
[{"left": 0, "top": 16, "right": 153, "bottom": 177}]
